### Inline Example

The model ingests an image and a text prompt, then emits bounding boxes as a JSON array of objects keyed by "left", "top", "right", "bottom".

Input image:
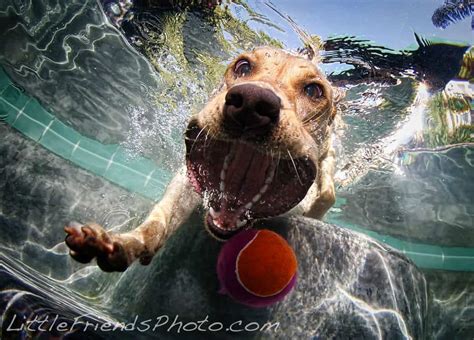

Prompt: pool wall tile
[
  {"left": 442, "top": 247, "right": 474, "bottom": 271},
  {"left": 23, "top": 99, "right": 55, "bottom": 125},
  {"left": 442, "top": 256, "right": 472, "bottom": 271},
  {"left": 77, "top": 138, "right": 118, "bottom": 161},
  {"left": 41, "top": 120, "right": 83, "bottom": 159},
  {"left": 151, "top": 168, "right": 171, "bottom": 183},
  {"left": 126, "top": 159, "right": 157, "bottom": 177},
  {"left": 70, "top": 143, "right": 110, "bottom": 175},
  {"left": 0, "top": 98, "right": 16, "bottom": 124},
  {"left": 50, "top": 120, "right": 82, "bottom": 151},
  {"left": 2, "top": 85, "right": 30, "bottom": 109},
  {"left": 112, "top": 150, "right": 156, "bottom": 175},
  {"left": 106, "top": 162, "right": 147, "bottom": 192},
  {"left": 141, "top": 180, "right": 166, "bottom": 201},
  {"left": 12, "top": 112, "right": 46, "bottom": 141}
]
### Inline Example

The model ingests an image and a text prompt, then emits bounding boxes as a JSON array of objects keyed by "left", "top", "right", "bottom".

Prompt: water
[{"left": 0, "top": 0, "right": 472, "bottom": 338}]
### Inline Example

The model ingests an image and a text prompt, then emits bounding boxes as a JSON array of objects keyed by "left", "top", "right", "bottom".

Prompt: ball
[{"left": 216, "top": 229, "right": 297, "bottom": 308}]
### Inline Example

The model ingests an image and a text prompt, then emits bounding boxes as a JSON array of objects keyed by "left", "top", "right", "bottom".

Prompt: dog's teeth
[
  {"left": 265, "top": 167, "right": 276, "bottom": 184},
  {"left": 219, "top": 155, "right": 231, "bottom": 193},
  {"left": 213, "top": 219, "right": 224, "bottom": 230},
  {"left": 236, "top": 219, "right": 247, "bottom": 228},
  {"left": 252, "top": 193, "right": 262, "bottom": 203},
  {"left": 210, "top": 207, "right": 219, "bottom": 218},
  {"left": 223, "top": 154, "right": 231, "bottom": 169},
  {"left": 245, "top": 202, "right": 253, "bottom": 210}
]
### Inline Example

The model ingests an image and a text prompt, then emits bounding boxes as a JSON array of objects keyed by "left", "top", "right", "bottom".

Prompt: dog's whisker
[
  {"left": 287, "top": 149, "right": 303, "bottom": 186},
  {"left": 271, "top": 150, "right": 281, "bottom": 182},
  {"left": 190, "top": 124, "right": 208, "bottom": 154},
  {"left": 302, "top": 109, "right": 332, "bottom": 126},
  {"left": 204, "top": 129, "right": 220, "bottom": 158},
  {"left": 202, "top": 129, "right": 214, "bottom": 158},
  {"left": 269, "top": 149, "right": 278, "bottom": 174},
  {"left": 304, "top": 122, "right": 327, "bottom": 133},
  {"left": 308, "top": 123, "right": 325, "bottom": 134},
  {"left": 305, "top": 116, "right": 330, "bottom": 133},
  {"left": 305, "top": 123, "right": 320, "bottom": 133},
  {"left": 204, "top": 128, "right": 213, "bottom": 148},
  {"left": 276, "top": 151, "right": 282, "bottom": 178}
]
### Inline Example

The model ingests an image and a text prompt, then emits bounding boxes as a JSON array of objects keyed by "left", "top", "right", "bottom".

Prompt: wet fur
[{"left": 64, "top": 47, "right": 340, "bottom": 271}]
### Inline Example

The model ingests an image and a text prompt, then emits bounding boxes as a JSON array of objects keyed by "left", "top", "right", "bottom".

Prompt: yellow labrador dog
[{"left": 65, "top": 47, "right": 340, "bottom": 272}]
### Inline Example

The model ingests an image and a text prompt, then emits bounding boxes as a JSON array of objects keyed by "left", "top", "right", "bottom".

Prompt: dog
[{"left": 64, "top": 47, "right": 341, "bottom": 272}]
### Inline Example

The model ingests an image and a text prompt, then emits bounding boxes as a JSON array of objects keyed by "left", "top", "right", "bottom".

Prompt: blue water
[{"left": 0, "top": 0, "right": 472, "bottom": 338}]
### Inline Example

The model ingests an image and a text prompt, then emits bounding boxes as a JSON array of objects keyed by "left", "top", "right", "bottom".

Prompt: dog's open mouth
[{"left": 185, "top": 123, "right": 316, "bottom": 239}]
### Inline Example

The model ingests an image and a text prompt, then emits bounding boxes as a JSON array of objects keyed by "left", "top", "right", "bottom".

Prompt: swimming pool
[{"left": 0, "top": 0, "right": 472, "bottom": 338}]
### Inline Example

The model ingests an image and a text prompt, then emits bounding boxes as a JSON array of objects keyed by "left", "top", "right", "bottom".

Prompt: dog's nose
[{"left": 223, "top": 84, "right": 281, "bottom": 136}]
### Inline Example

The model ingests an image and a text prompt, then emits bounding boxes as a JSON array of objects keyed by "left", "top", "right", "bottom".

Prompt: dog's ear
[
  {"left": 297, "top": 35, "right": 323, "bottom": 64},
  {"left": 332, "top": 86, "right": 346, "bottom": 105},
  {"left": 265, "top": 2, "right": 323, "bottom": 64},
  {"left": 328, "top": 86, "right": 346, "bottom": 125},
  {"left": 297, "top": 45, "right": 316, "bottom": 62},
  {"left": 210, "top": 81, "right": 226, "bottom": 98}
]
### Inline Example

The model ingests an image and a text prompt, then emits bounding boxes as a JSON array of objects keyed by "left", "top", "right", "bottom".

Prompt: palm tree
[{"left": 432, "top": 0, "right": 473, "bottom": 29}]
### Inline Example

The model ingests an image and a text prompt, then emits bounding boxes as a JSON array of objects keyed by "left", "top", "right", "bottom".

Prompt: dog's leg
[
  {"left": 65, "top": 166, "right": 200, "bottom": 272},
  {"left": 307, "top": 147, "right": 336, "bottom": 219},
  {"left": 295, "top": 147, "right": 336, "bottom": 220}
]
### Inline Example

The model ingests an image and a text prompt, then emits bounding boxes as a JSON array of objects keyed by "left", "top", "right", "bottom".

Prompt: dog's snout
[{"left": 223, "top": 84, "right": 280, "bottom": 136}]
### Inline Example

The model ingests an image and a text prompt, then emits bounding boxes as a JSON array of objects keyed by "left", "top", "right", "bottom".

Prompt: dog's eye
[
  {"left": 234, "top": 59, "right": 251, "bottom": 77},
  {"left": 304, "top": 83, "right": 324, "bottom": 99}
]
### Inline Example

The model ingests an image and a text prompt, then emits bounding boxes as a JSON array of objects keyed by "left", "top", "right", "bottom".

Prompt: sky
[{"left": 246, "top": 0, "right": 472, "bottom": 51}]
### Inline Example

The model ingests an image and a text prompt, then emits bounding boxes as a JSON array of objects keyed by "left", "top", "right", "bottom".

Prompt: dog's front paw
[{"left": 64, "top": 222, "right": 129, "bottom": 272}]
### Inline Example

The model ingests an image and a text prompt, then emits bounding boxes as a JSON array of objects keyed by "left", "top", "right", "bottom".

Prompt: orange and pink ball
[{"left": 217, "top": 229, "right": 297, "bottom": 308}]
